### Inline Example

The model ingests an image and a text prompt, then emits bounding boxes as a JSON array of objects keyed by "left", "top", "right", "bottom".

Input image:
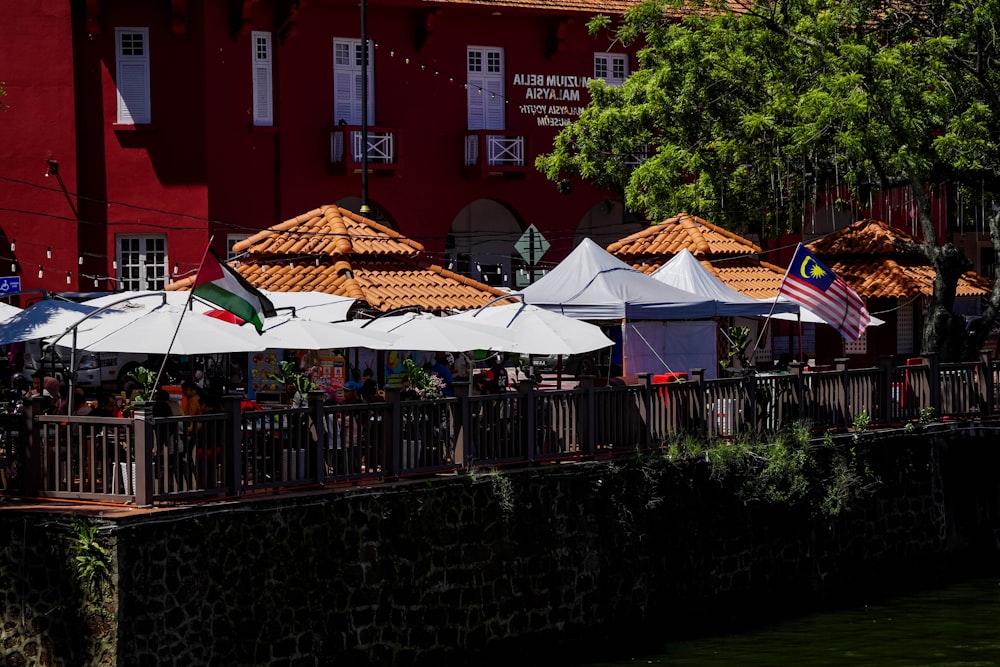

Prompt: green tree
[{"left": 538, "top": 0, "right": 1000, "bottom": 360}]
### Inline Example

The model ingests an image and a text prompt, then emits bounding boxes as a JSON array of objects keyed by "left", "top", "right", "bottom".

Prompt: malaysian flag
[{"left": 778, "top": 244, "right": 871, "bottom": 342}]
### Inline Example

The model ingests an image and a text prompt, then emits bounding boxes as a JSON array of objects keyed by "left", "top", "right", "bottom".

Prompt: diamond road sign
[
  {"left": 514, "top": 224, "right": 550, "bottom": 265},
  {"left": 0, "top": 276, "right": 21, "bottom": 294}
]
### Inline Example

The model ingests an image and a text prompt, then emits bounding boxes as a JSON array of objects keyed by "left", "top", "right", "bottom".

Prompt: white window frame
[
  {"left": 115, "top": 27, "right": 151, "bottom": 124},
  {"left": 594, "top": 53, "right": 628, "bottom": 87},
  {"left": 117, "top": 235, "right": 167, "bottom": 291},
  {"left": 333, "top": 38, "right": 374, "bottom": 126},
  {"left": 227, "top": 234, "right": 250, "bottom": 260},
  {"left": 467, "top": 46, "right": 504, "bottom": 131},
  {"left": 251, "top": 31, "right": 273, "bottom": 126}
]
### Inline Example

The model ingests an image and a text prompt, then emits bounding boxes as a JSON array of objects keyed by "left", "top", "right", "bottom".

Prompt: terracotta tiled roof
[
  {"left": 607, "top": 213, "right": 762, "bottom": 259},
  {"left": 607, "top": 212, "right": 789, "bottom": 297},
  {"left": 232, "top": 206, "right": 423, "bottom": 258},
  {"left": 807, "top": 219, "right": 993, "bottom": 299},
  {"left": 425, "top": 0, "right": 748, "bottom": 17},
  {"left": 169, "top": 205, "right": 511, "bottom": 312}
]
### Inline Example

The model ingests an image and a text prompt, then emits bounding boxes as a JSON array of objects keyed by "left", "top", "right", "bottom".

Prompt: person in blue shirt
[{"left": 429, "top": 352, "right": 455, "bottom": 397}]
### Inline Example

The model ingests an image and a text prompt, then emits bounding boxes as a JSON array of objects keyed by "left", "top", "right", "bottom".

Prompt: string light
[
  {"left": 37, "top": 266, "right": 43, "bottom": 279},
  {"left": 112, "top": 259, "right": 117, "bottom": 270},
  {"left": 173, "top": 262, "right": 179, "bottom": 276},
  {"left": 9, "top": 240, "right": 14, "bottom": 252},
  {"left": 9, "top": 263, "right": 14, "bottom": 273},
  {"left": 78, "top": 255, "right": 83, "bottom": 265},
  {"left": 94, "top": 277, "right": 99, "bottom": 287},
  {"left": 46, "top": 246, "right": 52, "bottom": 259},
  {"left": 66, "top": 271, "right": 71, "bottom": 284}
]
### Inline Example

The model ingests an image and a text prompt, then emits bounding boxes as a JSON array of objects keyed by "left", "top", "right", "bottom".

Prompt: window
[
  {"left": 594, "top": 53, "right": 628, "bottom": 87},
  {"left": 227, "top": 234, "right": 250, "bottom": 260},
  {"left": 467, "top": 46, "right": 504, "bottom": 130},
  {"left": 117, "top": 235, "right": 167, "bottom": 290},
  {"left": 115, "top": 28, "right": 151, "bottom": 124},
  {"left": 333, "top": 38, "right": 374, "bottom": 125},
  {"left": 251, "top": 31, "right": 273, "bottom": 126}
]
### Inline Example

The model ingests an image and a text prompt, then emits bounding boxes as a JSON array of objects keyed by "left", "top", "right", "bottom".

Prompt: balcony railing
[
  {"left": 330, "top": 126, "right": 398, "bottom": 173},
  {"left": 464, "top": 131, "right": 527, "bottom": 177},
  {"left": 4, "top": 352, "right": 998, "bottom": 506}
]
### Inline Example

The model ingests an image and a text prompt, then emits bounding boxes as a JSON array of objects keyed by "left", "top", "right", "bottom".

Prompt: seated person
[{"left": 88, "top": 392, "right": 121, "bottom": 418}]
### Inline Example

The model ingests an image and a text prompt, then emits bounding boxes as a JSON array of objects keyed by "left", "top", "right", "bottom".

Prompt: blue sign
[{"left": 0, "top": 276, "right": 21, "bottom": 294}]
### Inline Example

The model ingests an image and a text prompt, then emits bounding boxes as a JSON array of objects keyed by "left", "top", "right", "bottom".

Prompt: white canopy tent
[
  {"left": 649, "top": 249, "right": 797, "bottom": 317},
  {"left": 519, "top": 238, "right": 717, "bottom": 319}
]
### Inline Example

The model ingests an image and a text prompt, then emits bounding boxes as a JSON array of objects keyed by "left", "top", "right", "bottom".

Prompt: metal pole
[{"left": 360, "top": 0, "right": 370, "bottom": 216}]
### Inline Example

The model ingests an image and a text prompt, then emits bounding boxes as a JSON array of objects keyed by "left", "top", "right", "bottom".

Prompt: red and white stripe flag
[{"left": 778, "top": 244, "right": 871, "bottom": 342}]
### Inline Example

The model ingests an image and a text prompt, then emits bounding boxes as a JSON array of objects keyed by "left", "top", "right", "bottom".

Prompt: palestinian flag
[{"left": 193, "top": 249, "right": 276, "bottom": 334}]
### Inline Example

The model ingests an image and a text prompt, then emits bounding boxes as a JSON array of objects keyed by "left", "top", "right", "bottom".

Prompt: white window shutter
[
  {"left": 116, "top": 28, "right": 150, "bottom": 124},
  {"left": 251, "top": 31, "right": 273, "bottom": 126},
  {"left": 467, "top": 74, "right": 485, "bottom": 130},
  {"left": 334, "top": 69, "right": 357, "bottom": 125},
  {"left": 485, "top": 76, "right": 504, "bottom": 130}
]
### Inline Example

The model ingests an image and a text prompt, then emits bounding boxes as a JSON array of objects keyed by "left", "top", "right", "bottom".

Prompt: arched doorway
[
  {"left": 447, "top": 199, "right": 523, "bottom": 289},
  {"left": 573, "top": 199, "right": 643, "bottom": 250}
]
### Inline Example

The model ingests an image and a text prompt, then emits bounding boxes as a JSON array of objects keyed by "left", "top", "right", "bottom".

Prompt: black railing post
[
  {"left": 788, "top": 361, "right": 805, "bottom": 424},
  {"left": 222, "top": 393, "right": 244, "bottom": 495},
  {"left": 578, "top": 375, "right": 595, "bottom": 456},
  {"left": 745, "top": 372, "right": 757, "bottom": 434},
  {"left": 689, "top": 369, "right": 705, "bottom": 433},
  {"left": 21, "top": 395, "right": 47, "bottom": 496},
  {"left": 517, "top": 379, "right": 536, "bottom": 462},
  {"left": 980, "top": 349, "right": 993, "bottom": 417},
  {"left": 452, "top": 380, "right": 470, "bottom": 467},
  {"left": 834, "top": 358, "right": 850, "bottom": 425},
  {"left": 878, "top": 355, "right": 895, "bottom": 424},
  {"left": 637, "top": 372, "right": 651, "bottom": 448},
  {"left": 132, "top": 401, "right": 154, "bottom": 507},
  {"left": 924, "top": 353, "right": 941, "bottom": 418},
  {"left": 384, "top": 387, "right": 401, "bottom": 478},
  {"left": 308, "top": 390, "right": 327, "bottom": 485}
]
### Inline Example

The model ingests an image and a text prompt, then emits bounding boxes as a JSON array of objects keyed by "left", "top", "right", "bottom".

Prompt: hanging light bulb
[
  {"left": 112, "top": 259, "right": 117, "bottom": 270},
  {"left": 173, "top": 262, "right": 179, "bottom": 276},
  {"left": 66, "top": 271, "right": 71, "bottom": 284},
  {"left": 93, "top": 277, "right": 99, "bottom": 287},
  {"left": 476, "top": 263, "right": 482, "bottom": 272},
  {"left": 448, "top": 261, "right": 455, "bottom": 271},
  {"left": 315, "top": 257, "right": 320, "bottom": 267},
  {"left": 46, "top": 246, "right": 52, "bottom": 259},
  {"left": 9, "top": 262, "right": 14, "bottom": 273},
  {"left": 503, "top": 274, "right": 508, "bottom": 282},
  {"left": 78, "top": 255, "right": 83, "bottom": 265},
  {"left": 9, "top": 240, "right": 14, "bottom": 252},
  {"left": 405, "top": 57, "right": 410, "bottom": 64},
  {"left": 261, "top": 264, "right": 267, "bottom": 273},
  {"left": 37, "top": 266, "right": 43, "bottom": 279},
  {"left": 390, "top": 49, "right": 394, "bottom": 57}
]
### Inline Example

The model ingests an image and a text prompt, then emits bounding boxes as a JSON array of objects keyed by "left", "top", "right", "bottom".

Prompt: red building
[{"left": 0, "top": 0, "right": 643, "bottom": 302}]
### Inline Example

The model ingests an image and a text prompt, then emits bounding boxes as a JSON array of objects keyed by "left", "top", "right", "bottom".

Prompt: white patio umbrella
[
  {"left": 0, "top": 300, "right": 114, "bottom": 345},
  {"left": 258, "top": 315, "right": 400, "bottom": 350},
  {"left": 450, "top": 302, "right": 614, "bottom": 355},
  {"left": 0, "top": 301, "right": 23, "bottom": 323},
  {"left": 73, "top": 305, "right": 268, "bottom": 355},
  {"left": 760, "top": 297, "right": 886, "bottom": 327},
  {"left": 343, "top": 311, "right": 516, "bottom": 352},
  {"left": 261, "top": 291, "right": 356, "bottom": 323}
]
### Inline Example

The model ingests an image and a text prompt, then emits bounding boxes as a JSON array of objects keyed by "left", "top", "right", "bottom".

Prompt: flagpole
[
  {"left": 151, "top": 237, "right": 214, "bottom": 393},
  {"left": 748, "top": 243, "right": 800, "bottom": 364}
]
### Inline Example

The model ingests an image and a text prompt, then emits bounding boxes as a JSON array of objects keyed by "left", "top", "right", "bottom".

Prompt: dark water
[{"left": 580, "top": 576, "right": 1000, "bottom": 666}]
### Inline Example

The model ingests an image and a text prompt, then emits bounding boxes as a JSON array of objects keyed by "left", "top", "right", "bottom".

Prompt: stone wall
[{"left": 2, "top": 429, "right": 998, "bottom": 666}]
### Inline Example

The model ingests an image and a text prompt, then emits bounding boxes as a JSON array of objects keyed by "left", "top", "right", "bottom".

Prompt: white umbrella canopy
[
  {"left": 450, "top": 302, "right": 614, "bottom": 355},
  {"left": 0, "top": 300, "right": 124, "bottom": 345},
  {"left": 261, "top": 291, "right": 356, "bottom": 323},
  {"left": 760, "top": 297, "right": 886, "bottom": 327},
  {"left": 0, "top": 301, "right": 24, "bottom": 323},
  {"left": 73, "top": 305, "right": 268, "bottom": 355},
  {"left": 344, "top": 311, "right": 516, "bottom": 352},
  {"left": 258, "top": 315, "right": 400, "bottom": 350}
]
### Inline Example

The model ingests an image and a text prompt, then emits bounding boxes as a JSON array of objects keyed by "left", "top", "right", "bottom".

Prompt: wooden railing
[{"left": 4, "top": 352, "right": 1000, "bottom": 506}]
